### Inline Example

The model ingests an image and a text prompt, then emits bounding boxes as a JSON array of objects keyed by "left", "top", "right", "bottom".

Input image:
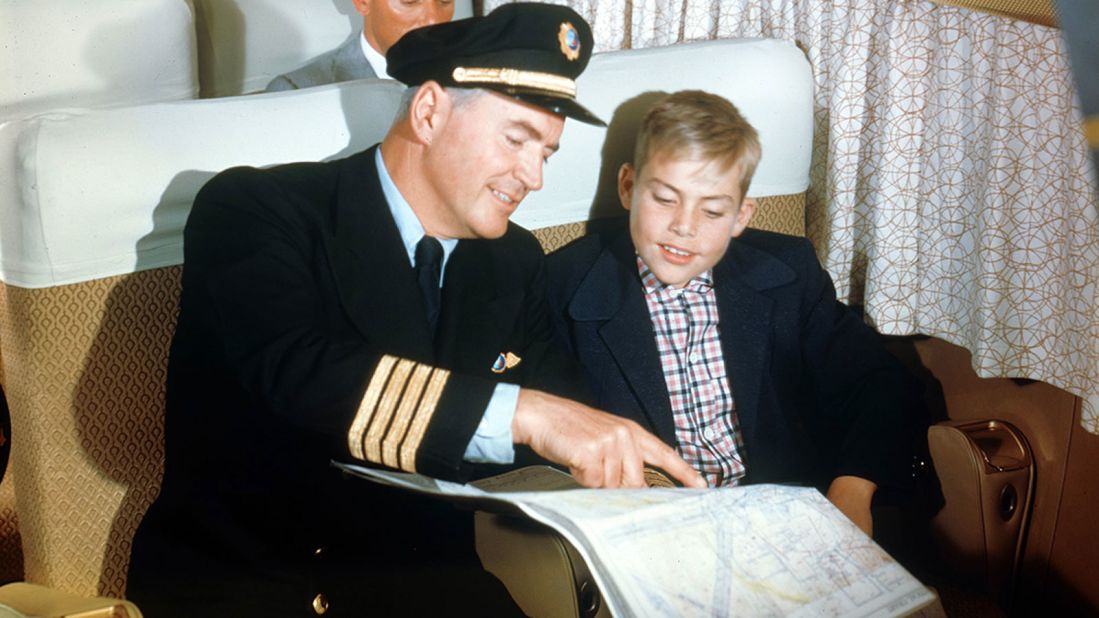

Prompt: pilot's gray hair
[{"left": 394, "top": 85, "right": 488, "bottom": 123}]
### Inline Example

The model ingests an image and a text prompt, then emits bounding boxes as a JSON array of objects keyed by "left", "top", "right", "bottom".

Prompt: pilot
[
  {"left": 265, "top": 0, "right": 454, "bottom": 91},
  {"left": 127, "top": 3, "right": 704, "bottom": 616}
]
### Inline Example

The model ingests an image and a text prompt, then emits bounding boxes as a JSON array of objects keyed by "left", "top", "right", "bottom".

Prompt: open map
[{"left": 335, "top": 463, "right": 936, "bottom": 617}]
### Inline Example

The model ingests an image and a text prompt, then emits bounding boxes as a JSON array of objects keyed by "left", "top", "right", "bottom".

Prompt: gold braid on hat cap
[{"left": 451, "top": 67, "right": 577, "bottom": 98}]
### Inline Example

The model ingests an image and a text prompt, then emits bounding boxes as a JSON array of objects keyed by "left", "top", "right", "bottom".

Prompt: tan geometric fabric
[
  {"left": 750, "top": 193, "right": 806, "bottom": 238},
  {"left": 490, "top": 0, "right": 1099, "bottom": 436},
  {"left": 0, "top": 283, "right": 21, "bottom": 585},
  {"left": 533, "top": 222, "right": 590, "bottom": 254},
  {"left": 928, "top": 0, "right": 1057, "bottom": 26},
  {"left": 0, "top": 464, "right": 22, "bottom": 585},
  {"left": 0, "top": 268, "right": 180, "bottom": 597},
  {"left": 531, "top": 193, "right": 805, "bottom": 253}
]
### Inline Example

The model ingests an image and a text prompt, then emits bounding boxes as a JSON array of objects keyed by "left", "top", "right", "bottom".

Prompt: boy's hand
[
  {"left": 512, "top": 388, "right": 706, "bottom": 489},
  {"left": 826, "top": 475, "right": 877, "bottom": 536}
]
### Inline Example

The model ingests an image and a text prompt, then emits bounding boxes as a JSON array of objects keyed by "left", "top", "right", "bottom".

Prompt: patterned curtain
[{"left": 486, "top": 0, "right": 1099, "bottom": 434}]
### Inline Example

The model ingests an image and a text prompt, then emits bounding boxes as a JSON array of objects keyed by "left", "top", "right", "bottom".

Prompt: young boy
[{"left": 547, "top": 90, "right": 920, "bottom": 535}]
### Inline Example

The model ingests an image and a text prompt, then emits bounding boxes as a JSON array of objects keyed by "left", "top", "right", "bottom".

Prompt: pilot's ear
[{"left": 409, "top": 81, "right": 451, "bottom": 148}]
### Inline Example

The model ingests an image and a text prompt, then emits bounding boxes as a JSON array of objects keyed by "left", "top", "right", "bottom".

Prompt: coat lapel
[
  {"left": 568, "top": 234, "right": 677, "bottom": 444},
  {"left": 323, "top": 147, "right": 434, "bottom": 361},
  {"left": 333, "top": 34, "right": 377, "bottom": 82},
  {"left": 713, "top": 238, "right": 795, "bottom": 461}
]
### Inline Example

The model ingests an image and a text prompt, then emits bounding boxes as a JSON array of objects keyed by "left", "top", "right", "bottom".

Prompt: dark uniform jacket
[
  {"left": 547, "top": 226, "right": 920, "bottom": 492},
  {"left": 128, "top": 146, "right": 569, "bottom": 616}
]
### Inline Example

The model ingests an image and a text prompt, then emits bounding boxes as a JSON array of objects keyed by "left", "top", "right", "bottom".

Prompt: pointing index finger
[{"left": 640, "top": 433, "right": 706, "bottom": 488}]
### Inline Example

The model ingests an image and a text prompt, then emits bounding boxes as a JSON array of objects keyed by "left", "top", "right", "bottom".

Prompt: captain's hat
[{"left": 386, "top": 2, "right": 605, "bottom": 126}]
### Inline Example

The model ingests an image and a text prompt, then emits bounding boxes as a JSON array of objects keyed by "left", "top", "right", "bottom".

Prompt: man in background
[{"left": 266, "top": 0, "right": 455, "bottom": 91}]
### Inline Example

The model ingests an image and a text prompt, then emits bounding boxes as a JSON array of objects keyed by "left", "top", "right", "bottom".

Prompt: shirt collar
[
  {"left": 375, "top": 149, "right": 458, "bottom": 272},
  {"left": 360, "top": 31, "right": 389, "bottom": 78},
  {"left": 636, "top": 255, "right": 714, "bottom": 298}
]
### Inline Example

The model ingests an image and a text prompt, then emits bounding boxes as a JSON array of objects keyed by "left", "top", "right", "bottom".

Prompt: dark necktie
[{"left": 415, "top": 235, "right": 443, "bottom": 334}]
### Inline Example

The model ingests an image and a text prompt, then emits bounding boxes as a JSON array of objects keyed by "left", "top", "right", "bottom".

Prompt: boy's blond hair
[{"left": 633, "top": 90, "right": 762, "bottom": 199}]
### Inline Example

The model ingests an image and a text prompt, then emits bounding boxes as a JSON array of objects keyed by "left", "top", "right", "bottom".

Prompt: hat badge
[{"left": 558, "top": 22, "right": 581, "bottom": 61}]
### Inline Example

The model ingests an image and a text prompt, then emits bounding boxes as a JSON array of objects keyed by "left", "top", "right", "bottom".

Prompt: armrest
[
  {"left": 0, "top": 583, "right": 142, "bottom": 618},
  {"left": 927, "top": 420, "right": 1034, "bottom": 606}
]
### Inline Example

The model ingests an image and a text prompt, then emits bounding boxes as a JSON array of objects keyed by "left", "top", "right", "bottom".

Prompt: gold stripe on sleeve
[
  {"left": 364, "top": 358, "right": 416, "bottom": 464},
  {"left": 348, "top": 355, "right": 398, "bottom": 460},
  {"left": 381, "top": 362, "right": 434, "bottom": 468},
  {"left": 399, "top": 367, "right": 450, "bottom": 473}
]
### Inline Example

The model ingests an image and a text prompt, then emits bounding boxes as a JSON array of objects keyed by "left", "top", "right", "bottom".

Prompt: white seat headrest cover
[
  {"left": 0, "top": 0, "right": 198, "bottom": 122},
  {"left": 0, "top": 38, "right": 812, "bottom": 288}
]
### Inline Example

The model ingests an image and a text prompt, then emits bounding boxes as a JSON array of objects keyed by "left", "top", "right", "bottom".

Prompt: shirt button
[
  {"left": 703, "top": 427, "right": 716, "bottom": 440},
  {"left": 312, "top": 593, "right": 329, "bottom": 615},
  {"left": 689, "top": 352, "right": 698, "bottom": 364}
]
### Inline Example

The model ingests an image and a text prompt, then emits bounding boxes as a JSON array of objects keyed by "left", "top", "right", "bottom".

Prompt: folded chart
[{"left": 335, "top": 463, "right": 936, "bottom": 617}]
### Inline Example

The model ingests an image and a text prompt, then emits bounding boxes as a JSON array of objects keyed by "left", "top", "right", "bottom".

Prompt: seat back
[
  {"left": 0, "top": 38, "right": 812, "bottom": 598},
  {"left": 192, "top": 0, "right": 474, "bottom": 97},
  {"left": 0, "top": 0, "right": 198, "bottom": 123},
  {"left": 0, "top": 80, "right": 407, "bottom": 596},
  {"left": 524, "top": 38, "right": 812, "bottom": 241},
  {"left": 0, "top": 0, "right": 199, "bottom": 584}
]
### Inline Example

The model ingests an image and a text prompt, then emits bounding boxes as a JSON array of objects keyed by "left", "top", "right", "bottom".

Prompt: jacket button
[{"left": 312, "top": 593, "right": 329, "bottom": 615}]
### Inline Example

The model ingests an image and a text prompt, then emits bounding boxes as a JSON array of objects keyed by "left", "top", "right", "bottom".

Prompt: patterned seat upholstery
[
  {"left": 0, "top": 272, "right": 179, "bottom": 596},
  {"left": 0, "top": 39, "right": 812, "bottom": 599},
  {"left": 0, "top": 0, "right": 200, "bottom": 587}
]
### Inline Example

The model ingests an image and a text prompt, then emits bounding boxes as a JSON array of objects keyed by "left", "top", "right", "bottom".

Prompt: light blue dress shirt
[{"left": 375, "top": 149, "right": 517, "bottom": 463}]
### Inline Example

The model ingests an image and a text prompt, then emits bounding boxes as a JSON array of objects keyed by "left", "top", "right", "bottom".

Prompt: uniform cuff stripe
[
  {"left": 364, "top": 358, "right": 416, "bottom": 463},
  {"left": 348, "top": 355, "right": 398, "bottom": 460},
  {"left": 347, "top": 355, "right": 450, "bottom": 472},
  {"left": 382, "top": 363, "right": 434, "bottom": 468},
  {"left": 400, "top": 368, "right": 449, "bottom": 472}
]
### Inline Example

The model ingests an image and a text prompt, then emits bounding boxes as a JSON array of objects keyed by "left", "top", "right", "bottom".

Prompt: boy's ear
[
  {"left": 409, "top": 81, "right": 450, "bottom": 147},
  {"left": 730, "top": 197, "right": 757, "bottom": 238},
  {"left": 617, "top": 163, "right": 636, "bottom": 211}
]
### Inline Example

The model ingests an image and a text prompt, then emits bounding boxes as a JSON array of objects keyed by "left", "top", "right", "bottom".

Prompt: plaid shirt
[{"left": 639, "top": 257, "right": 747, "bottom": 487}]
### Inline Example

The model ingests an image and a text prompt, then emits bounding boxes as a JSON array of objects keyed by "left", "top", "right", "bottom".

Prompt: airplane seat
[
  {"left": 0, "top": 582, "right": 141, "bottom": 618},
  {"left": 0, "top": 79, "right": 406, "bottom": 600},
  {"left": 0, "top": 0, "right": 199, "bottom": 592},
  {"left": 190, "top": 0, "right": 474, "bottom": 98}
]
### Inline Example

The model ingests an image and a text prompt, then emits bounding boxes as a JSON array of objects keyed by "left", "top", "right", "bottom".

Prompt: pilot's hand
[
  {"left": 826, "top": 475, "right": 877, "bottom": 536},
  {"left": 512, "top": 388, "right": 705, "bottom": 489}
]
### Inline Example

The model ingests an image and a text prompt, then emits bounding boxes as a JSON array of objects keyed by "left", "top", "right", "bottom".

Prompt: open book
[{"left": 335, "top": 463, "right": 937, "bottom": 617}]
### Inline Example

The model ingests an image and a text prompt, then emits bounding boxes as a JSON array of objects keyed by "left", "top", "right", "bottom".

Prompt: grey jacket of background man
[{"left": 266, "top": 33, "right": 378, "bottom": 92}]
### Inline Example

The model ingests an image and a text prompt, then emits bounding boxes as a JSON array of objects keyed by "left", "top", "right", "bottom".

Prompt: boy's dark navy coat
[{"left": 547, "top": 225, "right": 920, "bottom": 490}]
